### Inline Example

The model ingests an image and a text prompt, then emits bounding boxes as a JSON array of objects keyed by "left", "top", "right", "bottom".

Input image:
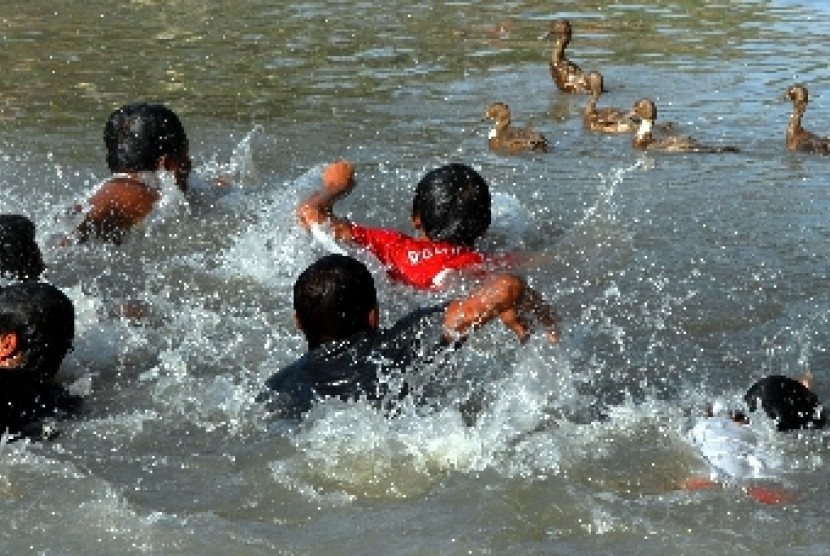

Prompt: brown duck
[
  {"left": 783, "top": 84, "right": 830, "bottom": 153},
  {"left": 541, "top": 19, "right": 590, "bottom": 94},
  {"left": 582, "top": 72, "right": 635, "bottom": 133},
  {"left": 484, "top": 102, "right": 550, "bottom": 153},
  {"left": 628, "top": 99, "right": 738, "bottom": 153}
]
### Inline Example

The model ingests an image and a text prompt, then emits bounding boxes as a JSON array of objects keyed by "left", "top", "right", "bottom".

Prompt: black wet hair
[
  {"left": 104, "top": 103, "right": 188, "bottom": 175},
  {"left": 293, "top": 254, "right": 378, "bottom": 350},
  {"left": 0, "top": 214, "right": 45, "bottom": 282},
  {"left": 0, "top": 283, "right": 74, "bottom": 382},
  {"left": 411, "top": 163, "right": 491, "bottom": 246},
  {"left": 744, "top": 375, "right": 825, "bottom": 432}
]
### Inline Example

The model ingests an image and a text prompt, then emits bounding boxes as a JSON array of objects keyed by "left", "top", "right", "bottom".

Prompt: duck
[
  {"left": 628, "top": 98, "right": 738, "bottom": 153},
  {"left": 582, "top": 72, "right": 635, "bottom": 133},
  {"left": 783, "top": 84, "right": 830, "bottom": 153},
  {"left": 483, "top": 102, "right": 550, "bottom": 153},
  {"left": 541, "top": 19, "right": 590, "bottom": 94}
]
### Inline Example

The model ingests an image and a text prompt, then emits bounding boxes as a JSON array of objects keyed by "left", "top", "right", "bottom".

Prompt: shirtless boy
[{"left": 72, "top": 103, "right": 191, "bottom": 244}]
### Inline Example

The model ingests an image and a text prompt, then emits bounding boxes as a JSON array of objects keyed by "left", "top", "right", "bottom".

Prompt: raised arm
[
  {"left": 442, "top": 274, "right": 560, "bottom": 344},
  {"left": 296, "top": 160, "right": 356, "bottom": 242}
]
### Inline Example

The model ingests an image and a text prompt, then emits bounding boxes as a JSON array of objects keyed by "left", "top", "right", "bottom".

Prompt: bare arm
[
  {"left": 296, "top": 160, "right": 356, "bottom": 242},
  {"left": 442, "top": 274, "right": 561, "bottom": 344}
]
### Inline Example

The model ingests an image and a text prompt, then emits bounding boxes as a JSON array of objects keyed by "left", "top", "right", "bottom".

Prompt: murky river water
[{"left": 2, "top": 0, "right": 830, "bottom": 553}]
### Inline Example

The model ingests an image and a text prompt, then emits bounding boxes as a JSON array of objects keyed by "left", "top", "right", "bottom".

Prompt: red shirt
[{"left": 350, "top": 223, "right": 486, "bottom": 290}]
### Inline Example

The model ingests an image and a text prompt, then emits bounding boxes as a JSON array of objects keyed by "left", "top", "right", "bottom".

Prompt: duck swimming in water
[
  {"left": 628, "top": 99, "right": 738, "bottom": 153},
  {"left": 582, "top": 72, "right": 634, "bottom": 133},
  {"left": 483, "top": 102, "right": 550, "bottom": 153},
  {"left": 783, "top": 84, "right": 830, "bottom": 154},
  {"left": 541, "top": 19, "right": 590, "bottom": 94}
]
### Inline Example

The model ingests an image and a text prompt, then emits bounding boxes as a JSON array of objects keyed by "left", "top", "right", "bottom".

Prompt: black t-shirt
[
  {"left": 0, "top": 372, "right": 80, "bottom": 440},
  {"left": 262, "top": 305, "right": 455, "bottom": 418}
]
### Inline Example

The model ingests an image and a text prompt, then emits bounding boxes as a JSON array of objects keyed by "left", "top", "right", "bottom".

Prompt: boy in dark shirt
[
  {"left": 0, "top": 282, "right": 77, "bottom": 439},
  {"left": 0, "top": 214, "right": 45, "bottom": 282},
  {"left": 263, "top": 253, "right": 559, "bottom": 418}
]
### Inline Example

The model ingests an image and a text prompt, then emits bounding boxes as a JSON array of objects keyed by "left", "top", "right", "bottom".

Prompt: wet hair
[
  {"left": 293, "top": 254, "right": 378, "bottom": 349},
  {"left": 744, "top": 375, "right": 826, "bottom": 432},
  {"left": 104, "top": 103, "right": 188, "bottom": 174},
  {"left": 0, "top": 282, "right": 74, "bottom": 382},
  {"left": 0, "top": 214, "right": 45, "bottom": 281},
  {"left": 411, "top": 163, "right": 491, "bottom": 246}
]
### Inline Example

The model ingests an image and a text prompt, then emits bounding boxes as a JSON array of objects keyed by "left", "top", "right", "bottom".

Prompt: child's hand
[
  {"left": 518, "top": 285, "right": 561, "bottom": 345},
  {"left": 296, "top": 160, "right": 356, "bottom": 241},
  {"left": 322, "top": 160, "right": 355, "bottom": 198}
]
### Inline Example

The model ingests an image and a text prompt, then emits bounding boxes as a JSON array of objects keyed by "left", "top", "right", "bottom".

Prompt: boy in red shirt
[{"left": 297, "top": 161, "right": 500, "bottom": 290}]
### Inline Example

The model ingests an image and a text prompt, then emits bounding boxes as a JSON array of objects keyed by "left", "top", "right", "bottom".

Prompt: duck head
[
  {"left": 484, "top": 102, "right": 511, "bottom": 126},
  {"left": 783, "top": 84, "right": 808, "bottom": 110},
  {"left": 540, "top": 19, "right": 572, "bottom": 41},
  {"left": 629, "top": 98, "right": 657, "bottom": 122}
]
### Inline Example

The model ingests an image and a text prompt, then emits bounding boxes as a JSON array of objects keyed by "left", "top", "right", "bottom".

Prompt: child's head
[
  {"left": 293, "top": 254, "right": 379, "bottom": 349},
  {"left": 0, "top": 214, "right": 44, "bottom": 282},
  {"left": 0, "top": 282, "right": 74, "bottom": 382},
  {"left": 411, "top": 163, "right": 491, "bottom": 246},
  {"left": 744, "top": 374, "right": 825, "bottom": 431},
  {"left": 104, "top": 103, "right": 191, "bottom": 190}
]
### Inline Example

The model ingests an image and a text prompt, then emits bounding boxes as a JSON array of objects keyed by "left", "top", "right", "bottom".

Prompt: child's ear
[
  {"left": 0, "top": 331, "right": 19, "bottom": 362},
  {"left": 157, "top": 153, "right": 188, "bottom": 173},
  {"left": 367, "top": 306, "right": 379, "bottom": 331},
  {"left": 293, "top": 312, "right": 304, "bottom": 332},
  {"left": 156, "top": 154, "right": 169, "bottom": 172},
  {"left": 411, "top": 214, "right": 423, "bottom": 231}
]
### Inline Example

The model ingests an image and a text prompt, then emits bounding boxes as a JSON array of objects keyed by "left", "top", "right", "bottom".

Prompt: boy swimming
[
  {"left": 297, "top": 160, "right": 504, "bottom": 290},
  {"left": 261, "top": 254, "right": 560, "bottom": 418},
  {"left": 70, "top": 103, "right": 192, "bottom": 244},
  {"left": 684, "top": 373, "right": 824, "bottom": 503}
]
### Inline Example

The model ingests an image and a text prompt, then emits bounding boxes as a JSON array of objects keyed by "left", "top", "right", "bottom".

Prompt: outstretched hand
[{"left": 442, "top": 274, "right": 561, "bottom": 345}]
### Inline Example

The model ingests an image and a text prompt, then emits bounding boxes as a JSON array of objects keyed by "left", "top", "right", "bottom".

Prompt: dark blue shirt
[
  {"left": 0, "top": 372, "right": 79, "bottom": 440},
  {"left": 262, "top": 305, "right": 454, "bottom": 418}
]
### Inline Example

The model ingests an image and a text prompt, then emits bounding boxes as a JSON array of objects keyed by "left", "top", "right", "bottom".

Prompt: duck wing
[
  {"left": 795, "top": 130, "right": 830, "bottom": 154},
  {"left": 551, "top": 61, "right": 588, "bottom": 93},
  {"left": 503, "top": 128, "right": 550, "bottom": 153},
  {"left": 586, "top": 107, "right": 635, "bottom": 133}
]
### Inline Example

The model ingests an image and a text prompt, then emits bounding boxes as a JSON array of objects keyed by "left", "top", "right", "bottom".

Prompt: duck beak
[{"left": 538, "top": 30, "right": 553, "bottom": 40}]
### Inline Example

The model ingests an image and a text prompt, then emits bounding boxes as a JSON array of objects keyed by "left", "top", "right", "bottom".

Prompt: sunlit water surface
[{"left": 2, "top": 0, "right": 830, "bottom": 553}]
